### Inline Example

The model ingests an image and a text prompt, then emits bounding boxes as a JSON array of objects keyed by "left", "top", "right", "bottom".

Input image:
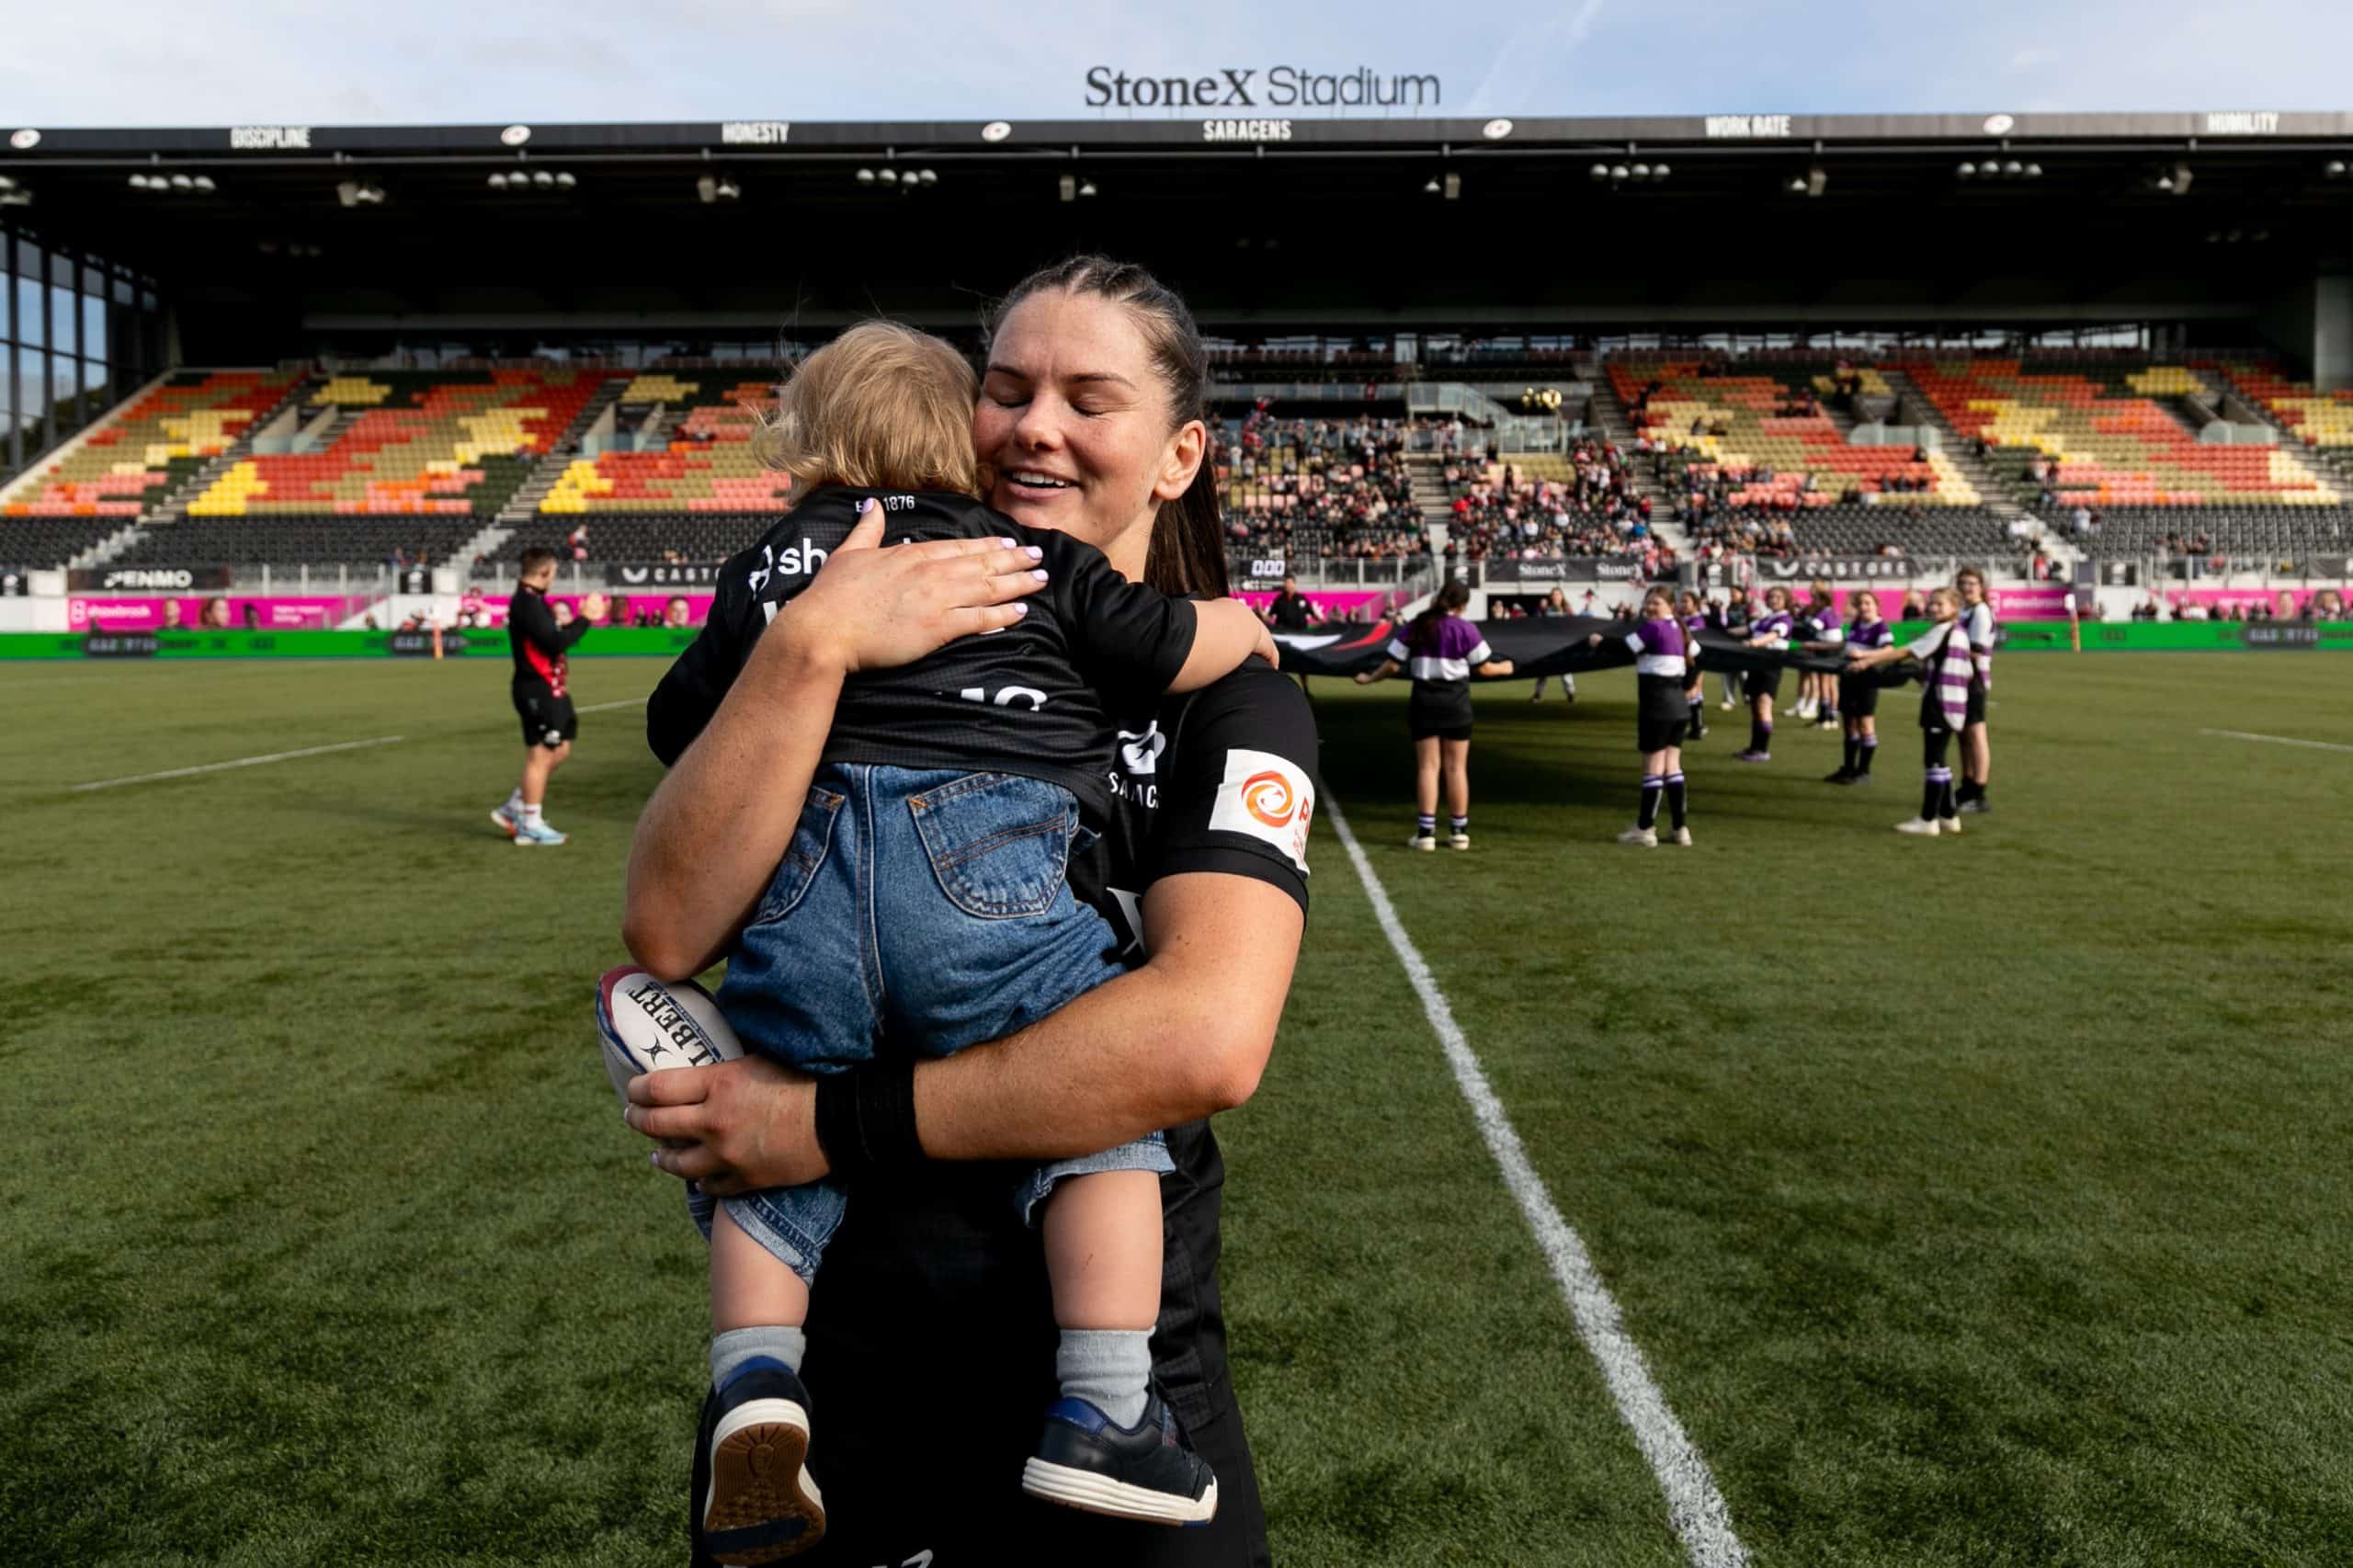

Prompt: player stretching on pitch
[{"left": 493, "top": 547, "right": 605, "bottom": 846}]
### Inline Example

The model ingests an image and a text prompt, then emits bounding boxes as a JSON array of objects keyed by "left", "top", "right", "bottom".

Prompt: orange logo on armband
[{"left": 1243, "top": 770, "right": 1299, "bottom": 827}]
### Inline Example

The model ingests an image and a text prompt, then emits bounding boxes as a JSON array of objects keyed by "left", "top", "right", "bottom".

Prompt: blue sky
[{"left": 3, "top": 0, "right": 2347, "bottom": 126}]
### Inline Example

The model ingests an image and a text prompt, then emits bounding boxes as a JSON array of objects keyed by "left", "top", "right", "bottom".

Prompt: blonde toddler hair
[{"left": 757, "top": 321, "right": 981, "bottom": 497}]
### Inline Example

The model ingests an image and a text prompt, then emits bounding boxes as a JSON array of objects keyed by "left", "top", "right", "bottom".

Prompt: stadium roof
[
  {"left": 6, "top": 109, "right": 2353, "bottom": 154},
  {"left": 6, "top": 113, "right": 2347, "bottom": 349}
]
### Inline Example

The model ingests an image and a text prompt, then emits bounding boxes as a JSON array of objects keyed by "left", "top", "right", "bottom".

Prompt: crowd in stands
[
  {"left": 1219, "top": 412, "right": 1430, "bottom": 562},
  {"left": 2132, "top": 589, "right": 2348, "bottom": 621},
  {"left": 1440, "top": 441, "right": 1671, "bottom": 574}
]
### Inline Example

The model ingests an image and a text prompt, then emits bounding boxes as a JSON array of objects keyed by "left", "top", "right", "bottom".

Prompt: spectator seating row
[
  {"left": 491, "top": 516, "right": 767, "bottom": 566},
  {"left": 1892, "top": 359, "right": 2340, "bottom": 507},
  {"left": 3, "top": 369, "right": 301, "bottom": 519},
  {"left": 0, "top": 517, "right": 137, "bottom": 571},
  {"left": 1611, "top": 360, "right": 1980, "bottom": 506},
  {"left": 2069, "top": 506, "right": 2353, "bottom": 561},
  {"left": 1784, "top": 506, "right": 2024, "bottom": 558},
  {"left": 110, "top": 517, "right": 486, "bottom": 569},
  {"left": 540, "top": 372, "right": 793, "bottom": 515},
  {"left": 186, "top": 369, "right": 603, "bottom": 517}
]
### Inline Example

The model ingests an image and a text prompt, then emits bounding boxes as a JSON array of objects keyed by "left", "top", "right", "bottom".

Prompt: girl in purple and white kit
[
  {"left": 1736, "top": 585, "right": 1796, "bottom": 762},
  {"left": 1846, "top": 585, "right": 1976, "bottom": 835},
  {"left": 1593, "top": 585, "right": 1693, "bottom": 846},
  {"left": 1827, "top": 588, "right": 1893, "bottom": 785},
  {"left": 1355, "top": 578, "right": 1515, "bottom": 850},
  {"left": 1676, "top": 589, "right": 1710, "bottom": 741}
]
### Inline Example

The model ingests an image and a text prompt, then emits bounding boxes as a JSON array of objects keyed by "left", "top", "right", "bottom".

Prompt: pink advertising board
[
  {"left": 67, "top": 596, "right": 368, "bottom": 631},
  {"left": 475, "top": 593, "right": 716, "bottom": 629}
]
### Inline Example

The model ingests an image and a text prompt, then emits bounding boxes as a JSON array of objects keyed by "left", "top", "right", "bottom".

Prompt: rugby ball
[{"left": 596, "top": 965, "right": 745, "bottom": 1104}]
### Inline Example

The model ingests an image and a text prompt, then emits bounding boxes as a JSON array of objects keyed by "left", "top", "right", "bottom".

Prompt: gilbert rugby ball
[{"left": 596, "top": 965, "right": 745, "bottom": 1104}]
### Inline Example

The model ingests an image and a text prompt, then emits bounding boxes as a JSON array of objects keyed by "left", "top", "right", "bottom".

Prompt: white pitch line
[
  {"left": 574, "top": 697, "right": 649, "bottom": 714},
  {"left": 72, "top": 735, "right": 408, "bottom": 791},
  {"left": 1324, "top": 798, "right": 1751, "bottom": 1568},
  {"left": 2200, "top": 728, "right": 2353, "bottom": 755}
]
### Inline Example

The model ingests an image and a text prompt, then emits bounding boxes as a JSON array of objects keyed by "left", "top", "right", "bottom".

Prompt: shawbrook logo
[{"left": 1085, "top": 65, "right": 1438, "bottom": 110}]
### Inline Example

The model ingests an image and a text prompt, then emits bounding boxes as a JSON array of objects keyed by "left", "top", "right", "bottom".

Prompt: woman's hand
[
  {"left": 1353, "top": 669, "right": 1375, "bottom": 685},
  {"left": 777, "top": 502, "right": 1047, "bottom": 676},
  {"left": 623, "top": 1057, "right": 828, "bottom": 1195}
]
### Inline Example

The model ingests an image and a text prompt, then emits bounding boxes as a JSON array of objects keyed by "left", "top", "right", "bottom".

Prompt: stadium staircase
[
  {"left": 148, "top": 375, "right": 323, "bottom": 523},
  {"left": 1879, "top": 368, "right": 2023, "bottom": 520},
  {"left": 1588, "top": 378, "right": 1667, "bottom": 508},
  {"left": 498, "top": 376, "right": 630, "bottom": 528},
  {"left": 2200, "top": 363, "right": 2353, "bottom": 494},
  {"left": 1404, "top": 453, "right": 1460, "bottom": 559},
  {"left": 65, "top": 523, "right": 145, "bottom": 570}
]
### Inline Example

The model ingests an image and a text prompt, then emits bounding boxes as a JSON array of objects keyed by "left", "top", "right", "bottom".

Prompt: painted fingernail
[
  {"left": 1012, "top": 601, "right": 1029, "bottom": 616},
  {"left": 1031, "top": 568, "right": 1050, "bottom": 582},
  {"left": 999, "top": 537, "right": 1018, "bottom": 547},
  {"left": 857, "top": 497, "right": 875, "bottom": 514},
  {"left": 1025, "top": 545, "right": 1044, "bottom": 560},
  {"left": 648, "top": 1151, "right": 661, "bottom": 1167}
]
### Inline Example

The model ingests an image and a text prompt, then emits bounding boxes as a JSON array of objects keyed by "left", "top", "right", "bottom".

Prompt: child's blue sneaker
[
  {"left": 513, "top": 819, "right": 568, "bottom": 846},
  {"left": 1021, "top": 1388, "right": 1218, "bottom": 1526},
  {"left": 704, "top": 1359, "right": 824, "bottom": 1564},
  {"left": 490, "top": 801, "right": 519, "bottom": 836}
]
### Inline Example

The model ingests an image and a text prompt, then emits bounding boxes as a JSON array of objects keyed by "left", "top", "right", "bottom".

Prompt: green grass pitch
[{"left": 4, "top": 652, "right": 2349, "bottom": 1565}]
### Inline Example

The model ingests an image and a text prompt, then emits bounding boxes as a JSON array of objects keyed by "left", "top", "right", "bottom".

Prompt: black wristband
[
  {"left": 813, "top": 1071, "right": 869, "bottom": 1185},
  {"left": 813, "top": 1057, "right": 923, "bottom": 1186},
  {"left": 858, "top": 1052, "right": 925, "bottom": 1175}
]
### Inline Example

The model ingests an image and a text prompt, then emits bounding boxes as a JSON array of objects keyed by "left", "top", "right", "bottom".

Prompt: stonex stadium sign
[{"left": 1085, "top": 65, "right": 1440, "bottom": 112}]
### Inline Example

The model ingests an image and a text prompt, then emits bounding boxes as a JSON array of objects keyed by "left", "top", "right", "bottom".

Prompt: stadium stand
[
  {"left": 1890, "top": 359, "right": 2341, "bottom": 509},
  {"left": 185, "top": 369, "right": 602, "bottom": 518},
  {"left": 4, "top": 369, "right": 301, "bottom": 521},
  {"left": 538, "top": 371, "right": 792, "bottom": 517},
  {"left": 1217, "top": 416, "right": 1429, "bottom": 562},
  {"left": 2200, "top": 359, "right": 2353, "bottom": 455},
  {"left": 1609, "top": 358, "right": 1982, "bottom": 507},
  {"left": 1441, "top": 444, "right": 1665, "bottom": 564}
]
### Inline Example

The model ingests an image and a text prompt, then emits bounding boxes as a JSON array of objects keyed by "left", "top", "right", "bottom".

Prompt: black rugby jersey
[
  {"left": 654, "top": 649, "right": 1316, "bottom": 1567},
  {"left": 506, "top": 580, "right": 590, "bottom": 695},
  {"left": 648, "top": 488, "right": 1199, "bottom": 822}
]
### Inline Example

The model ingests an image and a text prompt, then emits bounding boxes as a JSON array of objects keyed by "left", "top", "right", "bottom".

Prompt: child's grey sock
[
  {"left": 710, "top": 1324, "right": 807, "bottom": 1391},
  {"left": 1056, "top": 1328, "right": 1152, "bottom": 1427}
]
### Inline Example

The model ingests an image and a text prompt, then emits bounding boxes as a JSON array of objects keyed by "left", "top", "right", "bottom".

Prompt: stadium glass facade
[{"left": 0, "top": 220, "right": 166, "bottom": 482}]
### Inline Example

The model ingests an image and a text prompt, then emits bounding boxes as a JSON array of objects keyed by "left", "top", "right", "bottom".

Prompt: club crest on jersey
[
  {"left": 1207, "top": 746, "right": 1313, "bottom": 872},
  {"left": 1118, "top": 723, "right": 1167, "bottom": 776}
]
